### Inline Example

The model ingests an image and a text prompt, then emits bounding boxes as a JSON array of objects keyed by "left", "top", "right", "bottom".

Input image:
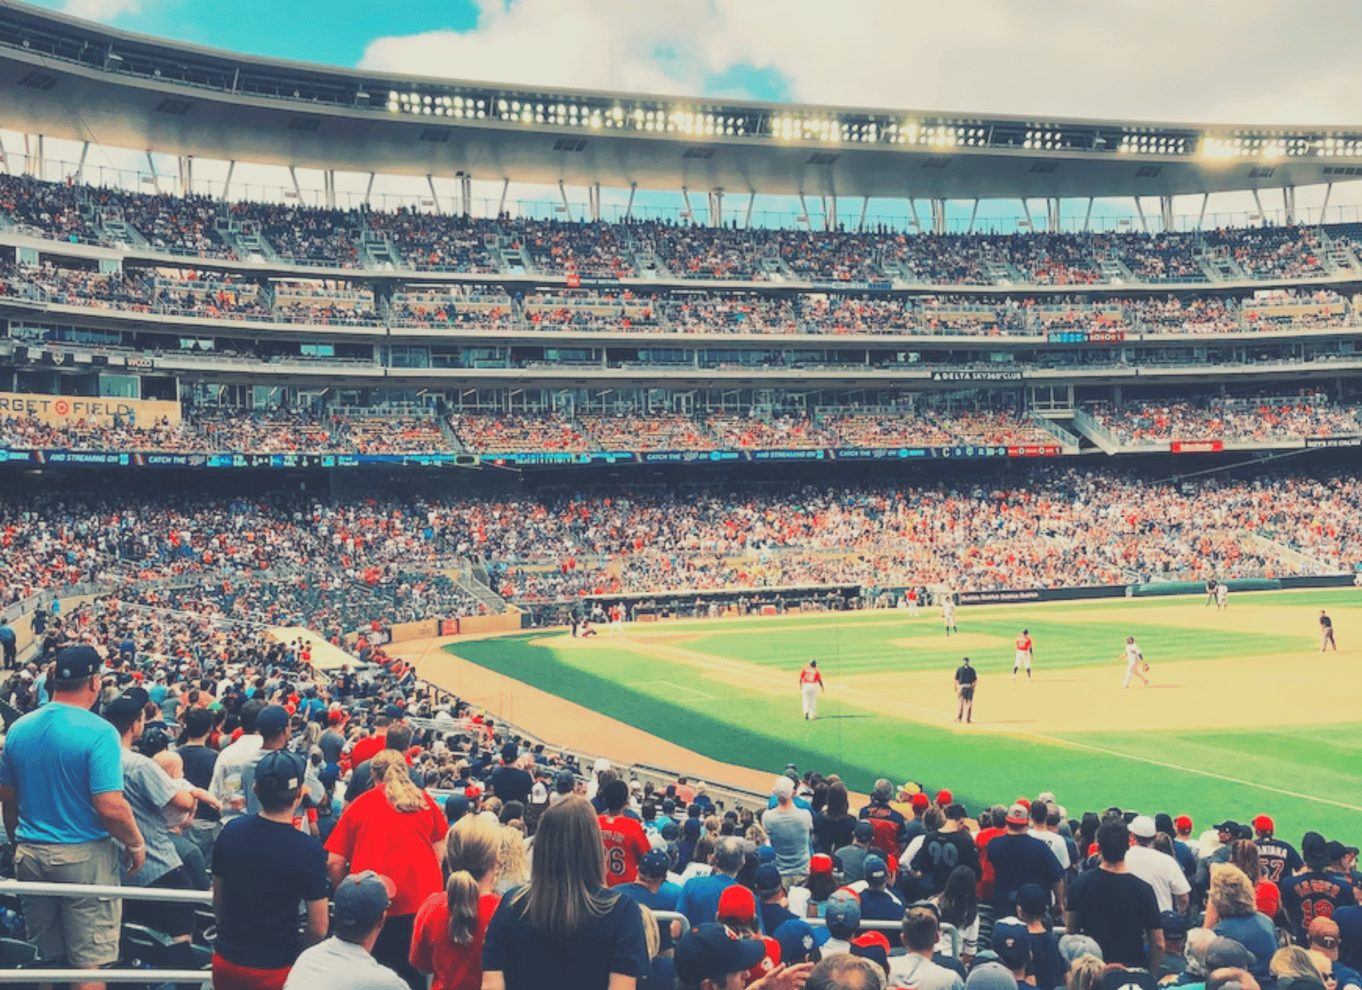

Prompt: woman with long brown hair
[
  {"left": 481, "top": 795, "right": 650, "bottom": 990},
  {"left": 409, "top": 814, "right": 501, "bottom": 990},
  {"left": 326, "top": 749, "right": 449, "bottom": 990}
]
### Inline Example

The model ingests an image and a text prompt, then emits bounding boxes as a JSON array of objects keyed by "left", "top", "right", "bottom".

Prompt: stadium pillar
[
  {"left": 289, "top": 166, "right": 302, "bottom": 203},
  {"left": 906, "top": 198, "right": 921, "bottom": 232},
  {"left": 588, "top": 183, "right": 600, "bottom": 222},
  {"left": 709, "top": 190, "right": 723, "bottom": 227},
  {"left": 797, "top": 192, "right": 809, "bottom": 226},
  {"left": 1196, "top": 192, "right": 1209, "bottom": 230},
  {"left": 1321, "top": 182, "right": 1333, "bottom": 223},
  {"left": 825, "top": 194, "right": 837, "bottom": 231},
  {"left": 967, "top": 199, "right": 979, "bottom": 233},
  {"left": 1283, "top": 185, "right": 1295, "bottom": 224},
  {"left": 0, "top": 133, "right": 9, "bottom": 175},
  {"left": 1133, "top": 197, "right": 1147, "bottom": 232},
  {"left": 428, "top": 175, "right": 442, "bottom": 215},
  {"left": 1251, "top": 188, "right": 1264, "bottom": 225},
  {"left": 1019, "top": 198, "right": 1031, "bottom": 231},
  {"left": 931, "top": 198, "right": 946, "bottom": 234},
  {"left": 857, "top": 196, "right": 869, "bottom": 233},
  {"left": 744, "top": 191, "right": 755, "bottom": 229},
  {"left": 147, "top": 151, "right": 161, "bottom": 194},
  {"left": 324, "top": 170, "right": 336, "bottom": 209},
  {"left": 1082, "top": 197, "right": 1093, "bottom": 232},
  {"left": 462, "top": 174, "right": 473, "bottom": 217},
  {"left": 1159, "top": 195, "right": 1174, "bottom": 232},
  {"left": 559, "top": 180, "right": 572, "bottom": 221},
  {"left": 223, "top": 161, "right": 236, "bottom": 201},
  {"left": 76, "top": 141, "right": 89, "bottom": 184},
  {"left": 1047, "top": 198, "right": 1060, "bottom": 233},
  {"left": 364, "top": 172, "right": 375, "bottom": 208},
  {"left": 682, "top": 186, "right": 694, "bottom": 224},
  {"left": 499, "top": 178, "right": 511, "bottom": 218}
]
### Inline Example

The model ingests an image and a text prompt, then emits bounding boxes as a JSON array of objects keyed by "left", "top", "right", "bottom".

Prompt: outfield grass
[{"left": 445, "top": 589, "right": 1362, "bottom": 842}]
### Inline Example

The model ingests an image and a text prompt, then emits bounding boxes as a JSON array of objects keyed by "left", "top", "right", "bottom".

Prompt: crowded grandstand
[{"left": 1, "top": 3, "right": 1361, "bottom": 990}]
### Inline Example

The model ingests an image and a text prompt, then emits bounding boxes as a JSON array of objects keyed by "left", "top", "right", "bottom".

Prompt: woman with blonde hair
[
  {"left": 1271, "top": 946, "right": 1325, "bottom": 982},
  {"left": 1229, "top": 839, "right": 1285, "bottom": 922},
  {"left": 1067, "top": 954, "right": 1105, "bottom": 990},
  {"left": 494, "top": 824, "right": 529, "bottom": 894},
  {"left": 482, "top": 795, "right": 650, "bottom": 990},
  {"left": 1204, "top": 862, "right": 1276, "bottom": 979},
  {"left": 409, "top": 815, "right": 501, "bottom": 990},
  {"left": 326, "top": 749, "right": 448, "bottom": 990}
]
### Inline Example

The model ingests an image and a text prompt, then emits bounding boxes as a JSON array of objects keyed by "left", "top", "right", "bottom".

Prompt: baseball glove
[{"left": 1140, "top": 661, "right": 1150, "bottom": 673}]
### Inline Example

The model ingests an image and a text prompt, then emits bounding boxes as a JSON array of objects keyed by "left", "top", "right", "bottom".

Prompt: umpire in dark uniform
[{"left": 954, "top": 657, "right": 978, "bottom": 723}]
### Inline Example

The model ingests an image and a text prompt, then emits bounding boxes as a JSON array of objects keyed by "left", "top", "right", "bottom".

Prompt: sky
[{"left": 18, "top": 0, "right": 1362, "bottom": 227}]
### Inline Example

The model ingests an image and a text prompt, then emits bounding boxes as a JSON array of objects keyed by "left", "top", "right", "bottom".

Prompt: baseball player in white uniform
[
  {"left": 942, "top": 595, "right": 957, "bottom": 636},
  {"left": 1215, "top": 583, "right": 1228, "bottom": 611},
  {"left": 1122, "top": 636, "right": 1149, "bottom": 688}
]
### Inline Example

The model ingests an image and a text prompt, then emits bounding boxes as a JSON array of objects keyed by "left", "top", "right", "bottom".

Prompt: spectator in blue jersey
[
  {"left": 858, "top": 778, "right": 908, "bottom": 860},
  {"left": 0, "top": 618, "right": 16, "bottom": 669},
  {"left": 615, "top": 848, "right": 682, "bottom": 983},
  {"left": 678, "top": 835, "right": 747, "bottom": 930},
  {"left": 1281, "top": 833, "right": 1357, "bottom": 943},
  {"left": 1253, "top": 815, "right": 1303, "bottom": 885},
  {"left": 857, "top": 855, "right": 906, "bottom": 923},
  {"left": 987, "top": 803, "right": 1066, "bottom": 918}
]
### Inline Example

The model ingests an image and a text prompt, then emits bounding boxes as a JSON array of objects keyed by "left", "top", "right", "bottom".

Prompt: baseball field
[{"left": 411, "top": 588, "right": 1362, "bottom": 842}]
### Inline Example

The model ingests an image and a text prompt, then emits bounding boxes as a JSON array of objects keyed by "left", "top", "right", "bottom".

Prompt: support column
[
  {"left": 289, "top": 165, "right": 302, "bottom": 203},
  {"left": 1082, "top": 197, "right": 1094, "bottom": 233},
  {"left": 1133, "top": 197, "right": 1147, "bottom": 233},
  {"left": 558, "top": 180, "right": 572, "bottom": 222},
  {"left": 588, "top": 182, "right": 600, "bottom": 222},
  {"left": 1159, "top": 194, "right": 1174, "bottom": 232},
  {"left": 744, "top": 191, "right": 755, "bottom": 229},
  {"left": 427, "top": 175, "right": 442, "bottom": 215},
  {"left": 624, "top": 182, "right": 636, "bottom": 221},
  {"left": 907, "top": 198, "right": 921, "bottom": 231},
  {"left": 497, "top": 177, "right": 510, "bottom": 218},
  {"left": 1019, "top": 197, "right": 1030, "bottom": 229},
  {"left": 363, "top": 171, "right": 375, "bottom": 208},
  {"left": 147, "top": 151, "right": 161, "bottom": 194},
  {"left": 76, "top": 141, "right": 89, "bottom": 184},
  {"left": 0, "top": 133, "right": 9, "bottom": 175},
  {"left": 967, "top": 198, "right": 979, "bottom": 234},
  {"left": 185, "top": 155, "right": 193, "bottom": 196},
  {"left": 1197, "top": 192, "right": 1209, "bottom": 230},
  {"left": 681, "top": 186, "right": 694, "bottom": 223},
  {"left": 797, "top": 193, "right": 810, "bottom": 225},
  {"left": 1251, "top": 188, "right": 1264, "bottom": 225},
  {"left": 826, "top": 194, "right": 838, "bottom": 232},
  {"left": 1283, "top": 184, "right": 1295, "bottom": 225},
  {"left": 1048, "top": 197, "right": 1061, "bottom": 233},
  {"left": 1321, "top": 182, "right": 1333, "bottom": 224},
  {"left": 223, "top": 160, "right": 236, "bottom": 201},
  {"left": 857, "top": 195, "right": 869, "bottom": 233},
  {"left": 461, "top": 173, "right": 473, "bottom": 217},
  {"left": 931, "top": 198, "right": 946, "bottom": 234},
  {"left": 709, "top": 189, "right": 723, "bottom": 228},
  {"left": 324, "top": 170, "right": 336, "bottom": 209}
]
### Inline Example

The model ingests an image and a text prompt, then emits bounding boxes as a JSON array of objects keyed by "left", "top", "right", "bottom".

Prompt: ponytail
[
  {"left": 441, "top": 814, "right": 501, "bottom": 946},
  {"left": 371, "top": 750, "right": 424, "bottom": 813},
  {"left": 445, "top": 870, "right": 481, "bottom": 945}
]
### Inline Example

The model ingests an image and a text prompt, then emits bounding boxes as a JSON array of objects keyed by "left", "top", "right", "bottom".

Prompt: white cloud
[
  {"left": 359, "top": 0, "right": 1362, "bottom": 126},
  {"left": 62, "top": 0, "right": 144, "bottom": 21}
]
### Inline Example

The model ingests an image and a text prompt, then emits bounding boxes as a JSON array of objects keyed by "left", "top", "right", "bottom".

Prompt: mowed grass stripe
[{"left": 445, "top": 628, "right": 1362, "bottom": 842}]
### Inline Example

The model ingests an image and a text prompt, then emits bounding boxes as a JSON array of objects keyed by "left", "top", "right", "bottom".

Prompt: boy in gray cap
[{"left": 284, "top": 871, "right": 406, "bottom": 990}]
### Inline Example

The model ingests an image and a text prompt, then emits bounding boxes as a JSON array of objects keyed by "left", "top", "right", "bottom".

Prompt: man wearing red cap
[
  {"left": 716, "top": 885, "right": 780, "bottom": 982},
  {"left": 1253, "top": 815, "right": 1303, "bottom": 884}
]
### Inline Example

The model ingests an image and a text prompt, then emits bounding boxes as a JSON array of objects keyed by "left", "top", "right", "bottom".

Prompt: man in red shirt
[
  {"left": 348, "top": 716, "right": 391, "bottom": 770},
  {"left": 598, "top": 779, "right": 650, "bottom": 887},
  {"left": 975, "top": 805, "right": 1008, "bottom": 902},
  {"left": 799, "top": 661, "right": 824, "bottom": 721}
]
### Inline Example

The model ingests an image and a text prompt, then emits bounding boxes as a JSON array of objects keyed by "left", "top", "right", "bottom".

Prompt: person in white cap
[{"left": 1125, "top": 815, "right": 1191, "bottom": 913}]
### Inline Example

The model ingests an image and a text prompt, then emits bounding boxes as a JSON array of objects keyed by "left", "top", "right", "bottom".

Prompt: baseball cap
[
  {"left": 1005, "top": 802, "right": 1030, "bottom": 825},
  {"left": 54, "top": 645, "right": 103, "bottom": 681},
  {"left": 500, "top": 741, "right": 518, "bottom": 762},
  {"left": 809, "top": 853, "right": 834, "bottom": 876},
  {"left": 638, "top": 849, "right": 670, "bottom": 880},
  {"left": 443, "top": 794, "right": 470, "bottom": 824},
  {"left": 824, "top": 889, "right": 862, "bottom": 932},
  {"left": 102, "top": 686, "right": 150, "bottom": 727},
  {"left": 1130, "top": 815, "right": 1156, "bottom": 839},
  {"left": 256, "top": 704, "right": 291, "bottom": 736},
  {"left": 992, "top": 917, "right": 1031, "bottom": 968},
  {"left": 1212, "top": 819, "right": 1241, "bottom": 833},
  {"left": 851, "top": 932, "right": 891, "bottom": 973},
  {"left": 773, "top": 919, "right": 819, "bottom": 965},
  {"left": 1308, "top": 916, "right": 1341, "bottom": 948},
  {"left": 1206, "top": 936, "right": 1256, "bottom": 971},
  {"left": 1252, "top": 814, "right": 1274, "bottom": 833},
  {"left": 967, "top": 961, "right": 1021, "bottom": 990},
  {"left": 1099, "top": 971, "right": 1157, "bottom": 990},
  {"left": 1175, "top": 815, "right": 1194, "bottom": 832},
  {"left": 1160, "top": 911, "right": 1190, "bottom": 937},
  {"left": 756, "top": 845, "right": 777, "bottom": 864},
  {"left": 254, "top": 750, "right": 307, "bottom": 802},
  {"left": 853, "top": 821, "right": 875, "bottom": 842},
  {"left": 910, "top": 793, "right": 930, "bottom": 811},
  {"left": 716, "top": 885, "right": 757, "bottom": 925},
  {"left": 772, "top": 776, "right": 794, "bottom": 800},
  {"left": 683, "top": 818, "right": 702, "bottom": 838},
  {"left": 1058, "top": 934, "right": 1104, "bottom": 964},
  {"left": 332, "top": 871, "right": 395, "bottom": 937},
  {"left": 1303, "top": 831, "right": 1331, "bottom": 869},
  {"left": 936, "top": 789, "right": 953, "bottom": 805},
  {"left": 755, "top": 863, "right": 783, "bottom": 895},
  {"left": 1015, "top": 883, "right": 1049, "bottom": 917},
  {"left": 675, "top": 924, "right": 768, "bottom": 986},
  {"left": 1328, "top": 840, "right": 1348, "bottom": 863},
  {"left": 863, "top": 855, "right": 888, "bottom": 883}
]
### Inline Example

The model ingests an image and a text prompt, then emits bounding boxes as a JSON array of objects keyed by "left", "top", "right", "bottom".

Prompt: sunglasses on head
[{"left": 1313, "top": 936, "right": 1340, "bottom": 949}]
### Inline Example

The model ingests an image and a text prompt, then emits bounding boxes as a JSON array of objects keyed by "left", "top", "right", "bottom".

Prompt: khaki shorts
[{"left": 15, "top": 838, "right": 122, "bottom": 967}]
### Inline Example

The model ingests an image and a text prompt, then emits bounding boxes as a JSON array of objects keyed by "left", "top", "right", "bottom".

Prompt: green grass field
[{"left": 443, "top": 589, "right": 1362, "bottom": 842}]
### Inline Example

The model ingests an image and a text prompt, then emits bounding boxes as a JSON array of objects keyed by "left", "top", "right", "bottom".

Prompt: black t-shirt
[
  {"left": 955, "top": 665, "right": 978, "bottom": 688},
  {"left": 911, "top": 829, "right": 981, "bottom": 894},
  {"left": 488, "top": 765, "right": 534, "bottom": 805},
  {"left": 1068, "top": 867, "right": 1160, "bottom": 967},
  {"left": 177, "top": 743, "right": 219, "bottom": 822},
  {"left": 212, "top": 815, "right": 329, "bottom": 970},
  {"left": 1256, "top": 837, "right": 1303, "bottom": 884},
  {"left": 1322, "top": 615, "right": 1334, "bottom": 629}
]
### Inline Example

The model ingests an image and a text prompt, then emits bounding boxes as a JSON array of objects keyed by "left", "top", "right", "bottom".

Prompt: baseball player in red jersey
[
  {"left": 1012, "top": 629, "right": 1033, "bottom": 680},
  {"left": 799, "top": 660, "right": 825, "bottom": 720}
]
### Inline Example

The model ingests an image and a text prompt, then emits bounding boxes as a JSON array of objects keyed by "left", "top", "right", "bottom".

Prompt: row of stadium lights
[{"left": 380, "top": 95, "right": 1362, "bottom": 160}]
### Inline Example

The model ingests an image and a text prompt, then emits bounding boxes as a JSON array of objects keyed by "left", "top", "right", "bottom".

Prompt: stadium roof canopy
[{"left": 4, "top": 1, "right": 1362, "bottom": 205}]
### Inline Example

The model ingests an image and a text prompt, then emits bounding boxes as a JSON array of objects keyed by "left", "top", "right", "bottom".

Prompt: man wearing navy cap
[
  {"left": 616, "top": 848, "right": 683, "bottom": 958},
  {"left": 0, "top": 645, "right": 145, "bottom": 990},
  {"left": 284, "top": 871, "right": 407, "bottom": 990},
  {"left": 676, "top": 922, "right": 800, "bottom": 990}
]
